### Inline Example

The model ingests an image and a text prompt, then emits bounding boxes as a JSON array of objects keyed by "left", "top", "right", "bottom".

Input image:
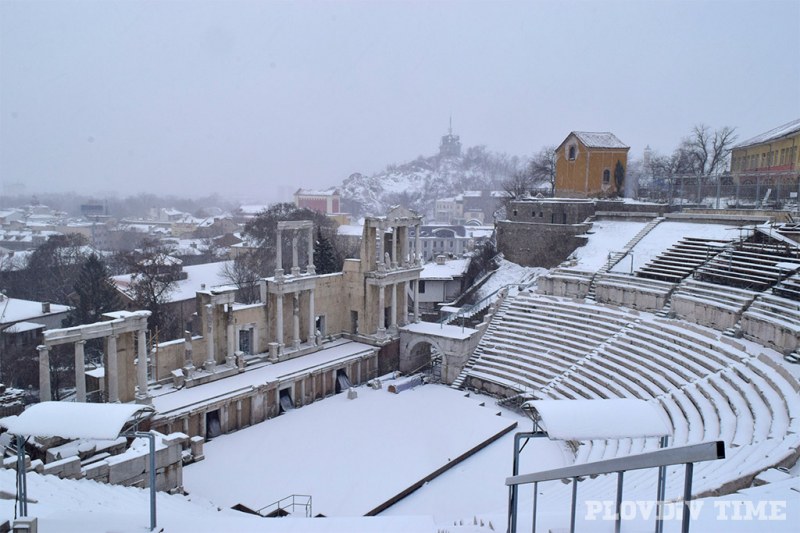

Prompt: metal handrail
[
  {"left": 257, "top": 494, "right": 313, "bottom": 518},
  {"left": 506, "top": 440, "right": 725, "bottom": 533},
  {"left": 438, "top": 279, "right": 534, "bottom": 326}
]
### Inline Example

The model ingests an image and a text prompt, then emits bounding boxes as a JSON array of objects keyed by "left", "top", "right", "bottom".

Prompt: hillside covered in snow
[{"left": 339, "top": 145, "right": 521, "bottom": 218}]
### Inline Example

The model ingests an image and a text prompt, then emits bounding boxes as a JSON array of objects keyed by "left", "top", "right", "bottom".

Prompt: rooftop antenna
[{"left": 449, "top": 115, "right": 453, "bottom": 135}]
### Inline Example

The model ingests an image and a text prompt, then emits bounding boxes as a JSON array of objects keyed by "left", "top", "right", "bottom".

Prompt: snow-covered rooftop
[
  {"left": 112, "top": 260, "right": 233, "bottom": 303},
  {"left": 419, "top": 258, "right": 470, "bottom": 280},
  {"left": 524, "top": 399, "right": 672, "bottom": 440},
  {"left": 337, "top": 224, "right": 364, "bottom": 236},
  {"left": 572, "top": 131, "right": 629, "bottom": 149},
  {"left": 734, "top": 118, "right": 800, "bottom": 149},
  {"left": 1, "top": 402, "right": 153, "bottom": 440},
  {"left": 0, "top": 297, "right": 71, "bottom": 325}
]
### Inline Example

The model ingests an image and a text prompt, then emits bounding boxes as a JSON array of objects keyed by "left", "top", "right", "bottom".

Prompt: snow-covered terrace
[{"left": 151, "top": 339, "right": 375, "bottom": 416}]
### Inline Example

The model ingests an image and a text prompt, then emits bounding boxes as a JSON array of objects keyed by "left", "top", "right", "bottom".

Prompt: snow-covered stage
[{"left": 182, "top": 379, "right": 518, "bottom": 517}]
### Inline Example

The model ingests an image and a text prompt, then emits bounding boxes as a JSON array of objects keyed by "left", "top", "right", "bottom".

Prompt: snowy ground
[
  {"left": 182, "top": 381, "right": 517, "bottom": 516},
  {"left": 567, "top": 220, "right": 647, "bottom": 270},
  {"left": 467, "top": 259, "right": 546, "bottom": 304}
]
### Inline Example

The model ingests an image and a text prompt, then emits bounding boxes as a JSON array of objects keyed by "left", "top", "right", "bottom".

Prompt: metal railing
[
  {"left": 257, "top": 494, "right": 313, "bottom": 518},
  {"left": 506, "top": 440, "right": 725, "bottom": 533}
]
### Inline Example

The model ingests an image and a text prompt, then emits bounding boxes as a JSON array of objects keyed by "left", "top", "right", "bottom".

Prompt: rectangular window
[{"left": 418, "top": 280, "right": 426, "bottom": 294}]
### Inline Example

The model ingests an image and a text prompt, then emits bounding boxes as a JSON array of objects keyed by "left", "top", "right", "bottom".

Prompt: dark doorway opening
[
  {"left": 335, "top": 369, "right": 351, "bottom": 393},
  {"left": 279, "top": 388, "right": 294, "bottom": 413},
  {"left": 206, "top": 409, "right": 221, "bottom": 440}
]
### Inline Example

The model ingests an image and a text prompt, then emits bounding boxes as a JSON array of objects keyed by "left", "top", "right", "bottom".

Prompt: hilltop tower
[{"left": 439, "top": 117, "right": 462, "bottom": 158}]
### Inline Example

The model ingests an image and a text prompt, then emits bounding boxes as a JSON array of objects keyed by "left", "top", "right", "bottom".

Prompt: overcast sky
[{"left": 1, "top": 0, "right": 799, "bottom": 203}]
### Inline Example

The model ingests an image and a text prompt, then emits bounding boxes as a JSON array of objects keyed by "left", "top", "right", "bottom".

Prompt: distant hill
[{"left": 339, "top": 145, "right": 522, "bottom": 218}]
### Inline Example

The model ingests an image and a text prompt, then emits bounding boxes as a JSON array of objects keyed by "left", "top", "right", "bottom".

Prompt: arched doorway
[{"left": 405, "top": 339, "right": 444, "bottom": 382}]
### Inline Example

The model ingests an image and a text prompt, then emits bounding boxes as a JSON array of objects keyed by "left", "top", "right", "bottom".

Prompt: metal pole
[
  {"left": 614, "top": 471, "right": 624, "bottom": 533},
  {"left": 569, "top": 477, "right": 578, "bottom": 533},
  {"left": 681, "top": 462, "right": 695, "bottom": 533},
  {"left": 508, "top": 431, "right": 546, "bottom": 533},
  {"left": 130, "top": 431, "right": 157, "bottom": 531},
  {"left": 655, "top": 435, "right": 668, "bottom": 533},
  {"left": 16, "top": 435, "right": 27, "bottom": 517},
  {"left": 532, "top": 481, "right": 538, "bottom": 533}
]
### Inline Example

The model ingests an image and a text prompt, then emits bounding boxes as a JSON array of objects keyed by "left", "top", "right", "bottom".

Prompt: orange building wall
[{"left": 555, "top": 142, "right": 628, "bottom": 197}]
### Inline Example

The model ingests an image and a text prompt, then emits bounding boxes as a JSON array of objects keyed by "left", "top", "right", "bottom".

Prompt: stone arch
[{"left": 402, "top": 337, "right": 447, "bottom": 376}]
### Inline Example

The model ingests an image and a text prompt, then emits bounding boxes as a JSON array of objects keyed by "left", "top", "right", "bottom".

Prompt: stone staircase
[
  {"left": 450, "top": 297, "right": 515, "bottom": 390},
  {"left": 586, "top": 216, "right": 666, "bottom": 301}
]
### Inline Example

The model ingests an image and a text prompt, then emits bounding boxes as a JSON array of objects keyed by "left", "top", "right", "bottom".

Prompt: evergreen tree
[
  {"left": 66, "top": 253, "right": 121, "bottom": 326},
  {"left": 614, "top": 160, "right": 625, "bottom": 194},
  {"left": 313, "top": 226, "right": 340, "bottom": 274}
]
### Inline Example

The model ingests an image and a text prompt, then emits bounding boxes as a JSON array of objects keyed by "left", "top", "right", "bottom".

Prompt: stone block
[
  {"left": 108, "top": 455, "right": 147, "bottom": 484},
  {"left": 83, "top": 460, "right": 110, "bottom": 481},
  {"left": 189, "top": 436, "right": 205, "bottom": 461},
  {"left": 12, "top": 516, "right": 37, "bottom": 533},
  {"left": 42, "top": 456, "right": 81, "bottom": 479},
  {"left": 28, "top": 460, "right": 43, "bottom": 474}
]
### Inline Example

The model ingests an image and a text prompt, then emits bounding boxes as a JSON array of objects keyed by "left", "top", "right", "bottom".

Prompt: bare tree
[
  {"left": 220, "top": 254, "right": 261, "bottom": 304},
  {"left": 120, "top": 238, "right": 179, "bottom": 337},
  {"left": 680, "top": 124, "right": 738, "bottom": 176},
  {"left": 501, "top": 170, "right": 536, "bottom": 209},
  {"left": 527, "top": 145, "right": 557, "bottom": 195}
]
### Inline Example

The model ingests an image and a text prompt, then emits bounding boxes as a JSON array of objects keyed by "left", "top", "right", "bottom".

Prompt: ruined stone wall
[
  {"left": 313, "top": 273, "right": 348, "bottom": 336},
  {"left": 343, "top": 259, "right": 366, "bottom": 335},
  {"left": 496, "top": 221, "right": 590, "bottom": 268},
  {"left": 507, "top": 199, "right": 595, "bottom": 225},
  {"left": 231, "top": 304, "right": 268, "bottom": 354}
]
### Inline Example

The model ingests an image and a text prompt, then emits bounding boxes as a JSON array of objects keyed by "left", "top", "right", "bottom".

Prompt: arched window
[
  {"left": 568, "top": 145, "right": 576, "bottom": 160},
  {"left": 603, "top": 169, "right": 610, "bottom": 184}
]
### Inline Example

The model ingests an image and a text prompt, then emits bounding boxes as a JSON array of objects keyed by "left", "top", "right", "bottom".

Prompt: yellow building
[
  {"left": 730, "top": 118, "right": 800, "bottom": 185},
  {"left": 554, "top": 132, "right": 629, "bottom": 198}
]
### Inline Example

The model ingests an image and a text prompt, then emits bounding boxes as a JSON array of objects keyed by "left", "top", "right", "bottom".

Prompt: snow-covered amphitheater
[{"left": 3, "top": 215, "right": 800, "bottom": 532}]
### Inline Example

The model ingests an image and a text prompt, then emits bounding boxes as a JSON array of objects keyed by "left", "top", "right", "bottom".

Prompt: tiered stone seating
[
  {"left": 535, "top": 268, "right": 592, "bottom": 298},
  {"left": 462, "top": 293, "right": 638, "bottom": 396},
  {"left": 671, "top": 278, "right": 758, "bottom": 331},
  {"left": 594, "top": 272, "right": 676, "bottom": 312},
  {"left": 694, "top": 242, "right": 800, "bottom": 291},
  {"left": 772, "top": 272, "right": 800, "bottom": 301},
  {"left": 741, "top": 292, "right": 800, "bottom": 354},
  {"left": 465, "top": 291, "right": 800, "bottom": 499},
  {"left": 637, "top": 237, "right": 731, "bottom": 283}
]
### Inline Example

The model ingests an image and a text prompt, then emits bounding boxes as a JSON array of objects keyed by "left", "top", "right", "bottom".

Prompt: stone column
[
  {"left": 74, "top": 340, "right": 87, "bottom": 402},
  {"left": 376, "top": 223, "right": 385, "bottom": 272},
  {"left": 183, "top": 330, "right": 195, "bottom": 372},
  {"left": 275, "top": 228, "right": 284, "bottom": 278},
  {"left": 291, "top": 234, "right": 300, "bottom": 276},
  {"left": 377, "top": 284, "right": 386, "bottom": 338},
  {"left": 403, "top": 280, "right": 410, "bottom": 325},
  {"left": 276, "top": 293, "right": 284, "bottom": 348},
  {"left": 414, "top": 222, "right": 421, "bottom": 264},
  {"left": 391, "top": 227, "right": 398, "bottom": 269},
  {"left": 136, "top": 329, "right": 150, "bottom": 403},
  {"left": 227, "top": 317, "right": 235, "bottom": 359},
  {"left": 307, "top": 226, "right": 316, "bottom": 275},
  {"left": 390, "top": 283, "right": 398, "bottom": 333},
  {"left": 107, "top": 335, "right": 119, "bottom": 403},
  {"left": 413, "top": 279, "right": 420, "bottom": 322},
  {"left": 37, "top": 345, "right": 51, "bottom": 402},
  {"left": 292, "top": 293, "right": 301, "bottom": 349},
  {"left": 400, "top": 227, "right": 408, "bottom": 267},
  {"left": 308, "top": 290, "right": 316, "bottom": 345},
  {"left": 205, "top": 304, "right": 215, "bottom": 371}
]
